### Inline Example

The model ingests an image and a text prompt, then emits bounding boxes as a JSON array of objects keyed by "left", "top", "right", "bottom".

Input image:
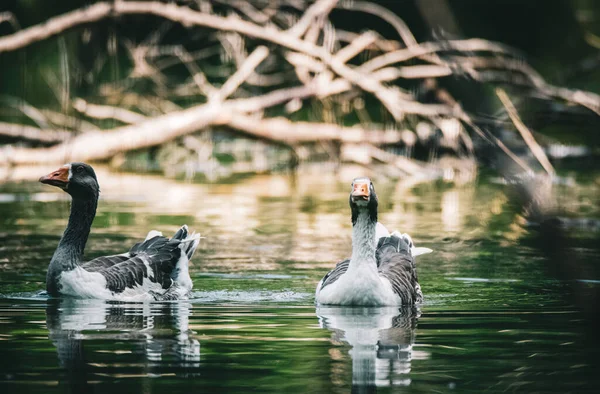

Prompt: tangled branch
[{"left": 0, "top": 0, "right": 597, "bottom": 179}]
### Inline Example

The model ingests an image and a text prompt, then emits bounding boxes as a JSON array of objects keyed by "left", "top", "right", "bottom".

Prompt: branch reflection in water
[
  {"left": 45, "top": 299, "right": 200, "bottom": 390},
  {"left": 317, "top": 306, "right": 426, "bottom": 391}
]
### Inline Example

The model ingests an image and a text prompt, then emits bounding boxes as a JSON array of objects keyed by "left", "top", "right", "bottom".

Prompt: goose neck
[
  {"left": 52, "top": 196, "right": 98, "bottom": 267},
  {"left": 350, "top": 209, "right": 377, "bottom": 268}
]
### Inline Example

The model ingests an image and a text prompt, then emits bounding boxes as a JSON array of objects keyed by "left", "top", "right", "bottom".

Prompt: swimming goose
[
  {"left": 40, "top": 162, "right": 201, "bottom": 301},
  {"left": 315, "top": 177, "right": 431, "bottom": 306}
]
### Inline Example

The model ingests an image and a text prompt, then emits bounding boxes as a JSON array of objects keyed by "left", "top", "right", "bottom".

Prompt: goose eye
[{"left": 77, "top": 166, "right": 84, "bottom": 173}]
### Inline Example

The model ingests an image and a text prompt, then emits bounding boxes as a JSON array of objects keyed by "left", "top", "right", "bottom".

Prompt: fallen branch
[
  {"left": 175, "top": 47, "right": 217, "bottom": 97},
  {"left": 0, "top": 43, "right": 273, "bottom": 164},
  {"left": 288, "top": 0, "right": 338, "bottom": 38},
  {"left": 39, "top": 109, "right": 100, "bottom": 132},
  {"left": 334, "top": 31, "right": 379, "bottom": 63},
  {"left": 73, "top": 99, "right": 147, "bottom": 124},
  {"left": 0, "top": 75, "right": 351, "bottom": 165},
  {"left": 0, "top": 103, "right": 410, "bottom": 165},
  {"left": 0, "top": 103, "right": 222, "bottom": 165},
  {"left": 335, "top": 29, "right": 401, "bottom": 52},
  {"left": 0, "top": 122, "right": 71, "bottom": 143},
  {"left": 0, "top": 1, "right": 452, "bottom": 120},
  {"left": 367, "top": 144, "right": 430, "bottom": 176},
  {"left": 496, "top": 88, "right": 555, "bottom": 176},
  {"left": 212, "top": 46, "right": 269, "bottom": 101},
  {"left": 4, "top": 0, "right": 596, "bottom": 121},
  {"left": 218, "top": 113, "right": 406, "bottom": 144},
  {"left": 1, "top": 0, "right": 597, "bottom": 179},
  {"left": 358, "top": 39, "right": 520, "bottom": 74}
]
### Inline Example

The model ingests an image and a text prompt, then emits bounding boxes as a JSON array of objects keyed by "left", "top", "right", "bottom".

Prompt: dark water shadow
[
  {"left": 45, "top": 299, "right": 200, "bottom": 393},
  {"left": 317, "top": 306, "right": 420, "bottom": 393}
]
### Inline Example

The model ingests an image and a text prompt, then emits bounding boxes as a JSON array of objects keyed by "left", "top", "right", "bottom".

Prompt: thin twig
[
  {"left": 334, "top": 31, "right": 378, "bottom": 63},
  {"left": 73, "top": 99, "right": 148, "bottom": 124},
  {"left": 175, "top": 47, "right": 217, "bottom": 97},
  {"left": 287, "top": 0, "right": 338, "bottom": 38},
  {"left": 212, "top": 45, "right": 269, "bottom": 101},
  {"left": 496, "top": 88, "right": 555, "bottom": 176},
  {"left": 0, "top": 122, "right": 71, "bottom": 143}
]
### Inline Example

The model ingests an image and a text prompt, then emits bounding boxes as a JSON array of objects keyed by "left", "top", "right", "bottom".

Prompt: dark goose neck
[
  {"left": 59, "top": 197, "right": 97, "bottom": 257},
  {"left": 47, "top": 195, "right": 98, "bottom": 294}
]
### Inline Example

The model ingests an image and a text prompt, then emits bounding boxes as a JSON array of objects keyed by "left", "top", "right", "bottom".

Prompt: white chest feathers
[{"left": 316, "top": 266, "right": 398, "bottom": 306}]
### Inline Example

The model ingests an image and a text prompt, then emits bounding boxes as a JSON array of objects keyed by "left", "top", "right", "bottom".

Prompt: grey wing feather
[
  {"left": 80, "top": 225, "right": 197, "bottom": 297},
  {"left": 82, "top": 234, "right": 173, "bottom": 272},
  {"left": 81, "top": 255, "right": 131, "bottom": 272},
  {"left": 377, "top": 236, "right": 423, "bottom": 304},
  {"left": 318, "top": 259, "right": 350, "bottom": 292},
  {"left": 101, "top": 256, "right": 149, "bottom": 293},
  {"left": 97, "top": 235, "right": 183, "bottom": 294},
  {"left": 101, "top": 250, "right": 179, "bottom": 294}
]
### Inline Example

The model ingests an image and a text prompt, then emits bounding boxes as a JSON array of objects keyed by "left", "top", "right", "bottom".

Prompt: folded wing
[{"left": 376, "top": 235, "right": 423, "bottom": 304}]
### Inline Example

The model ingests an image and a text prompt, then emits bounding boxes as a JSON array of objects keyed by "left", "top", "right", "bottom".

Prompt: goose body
[
  {"left": 41, "top": 163, "right": 201, "bottom": 301},
  {"left": 315, "top": 178, "right": 431, "bottom": 306}
]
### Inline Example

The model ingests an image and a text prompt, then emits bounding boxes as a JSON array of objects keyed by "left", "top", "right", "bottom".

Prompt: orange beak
[
  {"left": 39, "top": 165, "right": 70, "bottom": 189},
  {"left": 352, "top": 182, "right": 370, "bottom": 201}
]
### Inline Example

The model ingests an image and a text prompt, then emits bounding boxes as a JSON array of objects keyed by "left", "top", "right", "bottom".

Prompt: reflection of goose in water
[
  {"left": 46, "top": 299, "right": 200, "bottom": 390},
  {"left": 317, "top": 306, "right": 424, "bottom": 391}
]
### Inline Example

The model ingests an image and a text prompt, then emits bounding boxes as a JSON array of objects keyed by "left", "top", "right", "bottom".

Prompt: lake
[{"left": 0, "top": 166, "right": 598, "bottom": 393}]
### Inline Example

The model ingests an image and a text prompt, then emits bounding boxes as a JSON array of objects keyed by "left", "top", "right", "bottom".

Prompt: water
[{"left": 0, "top": 166, "right": 598, "bottom": 393}]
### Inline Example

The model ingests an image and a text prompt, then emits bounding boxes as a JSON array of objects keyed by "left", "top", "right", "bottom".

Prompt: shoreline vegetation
[{"left": 0, "top": 0, "right": 597, "bottom": 185}]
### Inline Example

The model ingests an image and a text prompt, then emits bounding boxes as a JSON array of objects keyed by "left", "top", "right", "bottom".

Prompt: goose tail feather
[
  {"left": 171, "top": 225, "right": 201, "bottom": 292},
  {"left": 181, "top": 231, "right": 201, "bottom": 260},
  {"left": 144, "top": 230, "right": 163, "bottom": 241},
  {"left": 128, "top": 233, "right": 168, "bottom": 256},
  {"left": 390, "top": 231, "right": 433, "bottom": 257},
  {"left": 172, "top": 225, "right": 189, "bottom": 241},
  {"left": 378, "top": 232, "right": 411, "bottom": 255},
  {"left": 172, "top": 225, "right": 202, "bottom": 260},
  {"left": 375, "top": 222, "right": 391, "bottom": 245}
]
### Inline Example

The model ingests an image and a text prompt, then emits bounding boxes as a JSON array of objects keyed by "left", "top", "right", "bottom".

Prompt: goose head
[
  {"left": 40, "top": 162, "right": 99, "bottom": 199},
  {"left": 349, "top": 177, "right": 378, "bottom": 225}
]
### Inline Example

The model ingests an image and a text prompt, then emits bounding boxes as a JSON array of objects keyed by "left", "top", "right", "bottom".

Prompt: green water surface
[{"left": 0, "top": 168, "right": 598, "bottom": 393}]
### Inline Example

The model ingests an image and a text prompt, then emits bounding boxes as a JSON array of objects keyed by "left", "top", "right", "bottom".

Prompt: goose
[
  {"left": 315, "top": 177, "right": 432, "bottom": 306},
  {"left": 39, "top": 162, "right": 201, "bottom": 301}
]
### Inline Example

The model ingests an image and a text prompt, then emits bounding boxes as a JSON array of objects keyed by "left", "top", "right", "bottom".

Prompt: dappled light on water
[{"left": 0, "top": 167, "right": 599, "bottom": 392}]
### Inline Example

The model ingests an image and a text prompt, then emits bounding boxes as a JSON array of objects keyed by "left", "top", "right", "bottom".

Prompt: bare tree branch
[
  {"left": 0, "top": 3, "right": 113, "bottom": 53},
  {"left": 337, "top": 0, "right": 418, "bottom": 47},
  {"left": 212, "top": 46, "right": 269, "bottom": 101},
  {"left": 73, "top": 99, "right": 147, "bottom": 124},
  {"left": 0, "top": 74, "right": 346, "bottom": 165},
  {"left": 0, "top": 122, "right": 70, "bottom": 143},
  {"left": 40, "top": 109, "right": 100, "bottom": 132},
  {"left": 174, "top": 47, "right": 217, "bottom": 97},
  {"left": 334, "top": 31, "right": 378, "bottom": 63},
  {"left": 3, "top": 1, "right": 595, "bottom": 118},
  {"left": 497, "top": 88, "right": 555, "bottom": 176},
  {"left": 219, "top": 113, "right": 406, "bottom": 144},
  {"left": 0, "top": 0, "right": 597, "bottom": 178},
  {"left": 358, "top": 39, "right": 520, "bottom": 74},
  {"left": 287, "top": 0, "right": 338, "bottom": 38}
]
